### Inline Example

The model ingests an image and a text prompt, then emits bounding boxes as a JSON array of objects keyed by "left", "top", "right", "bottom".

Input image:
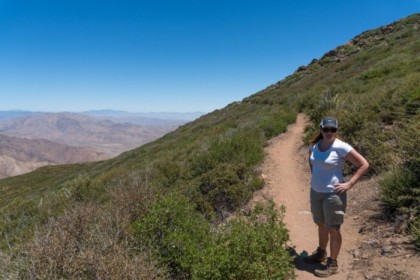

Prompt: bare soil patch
[{"left": 254, "top": 113, "right": 419, "bottom": 279}]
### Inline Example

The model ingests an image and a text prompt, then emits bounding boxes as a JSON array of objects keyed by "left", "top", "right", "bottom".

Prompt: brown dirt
[{"left": 254, "top": 113, "right": 419, "bottom": 279}]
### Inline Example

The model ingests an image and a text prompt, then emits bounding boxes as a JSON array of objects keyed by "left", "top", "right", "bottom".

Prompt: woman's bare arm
[{"left": 333, "top": 149, "right": 369, "bottom": 193}]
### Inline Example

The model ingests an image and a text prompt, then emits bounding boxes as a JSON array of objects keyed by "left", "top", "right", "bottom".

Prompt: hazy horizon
[{"left": 0, "top": 109, "right": 206, "bottom": 114}]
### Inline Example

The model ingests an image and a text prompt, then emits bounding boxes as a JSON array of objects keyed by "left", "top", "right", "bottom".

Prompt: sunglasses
[{"left": 322, "top": 127, "right": 337, "bottom": 133}]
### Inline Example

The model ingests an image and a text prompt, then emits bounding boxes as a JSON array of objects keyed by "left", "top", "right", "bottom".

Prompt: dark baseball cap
[{"left": 320, "top": 116, "right": 338, "bottom": 128}]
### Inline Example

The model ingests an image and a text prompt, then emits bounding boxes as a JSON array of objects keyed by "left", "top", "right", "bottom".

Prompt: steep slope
[{"left": 246, "top": 14, "right": 419, "bottom": 174}]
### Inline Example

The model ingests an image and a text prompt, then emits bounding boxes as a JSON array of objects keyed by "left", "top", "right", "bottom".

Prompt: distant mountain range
[
  {"left": 0, "top": 110, "right": 201, "bottom": 178},
  {"left": 0, "top": 110, "right": 41, "bottom": 120},
  {"left": 82, "top": 110, "right": 205, "bottom": 125},
  {"left": 0, "top": 110, "right": 205, "bottom": 124}
]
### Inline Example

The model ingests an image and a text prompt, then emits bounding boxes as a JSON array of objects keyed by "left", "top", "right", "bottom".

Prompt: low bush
[
  {"left": 184, "top": 128, "right": 266, "bottom": 220},
  {"left": 380, "top": 166, "right": 419, "bottom": 212},
  {"left": 132, "top": 192, "right": 213, "bottom": 279},
  {"left": 193, "top": 202, "right": 293, "bottom": 280},
  {"left": 154, "top": 161, "right": 182, "bottom": 188},
  {"left": 410, "top": 217, "right": 420, "bottom": 249},
  {"left": 198, "top": 163, "right": 260, "bottom": 218},
  {"left": 259, "top": 110, "right": 295, "bottom": 138},
  {"left": 207, "top": 128, "right": 266, "bottom": 167},
  {"left": 132, "top": 195, "right": 294, "bottom": 280}
]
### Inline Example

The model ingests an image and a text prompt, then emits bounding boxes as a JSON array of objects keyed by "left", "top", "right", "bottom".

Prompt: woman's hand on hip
[{"left": 333, "top": 182, "right": 352, "bottom": 193}]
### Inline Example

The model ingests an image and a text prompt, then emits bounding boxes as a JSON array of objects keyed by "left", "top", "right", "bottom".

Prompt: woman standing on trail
[{"left": 305, "top": 116, "right": 369, "bottom": 278}]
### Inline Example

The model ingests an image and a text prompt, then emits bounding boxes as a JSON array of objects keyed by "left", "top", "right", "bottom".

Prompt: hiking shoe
[
  {"left": 314, "top": 258, "right": 339, "bottom": 278},
  {"left": 303, "top": 247, "right": 327, "bottom": 263}
]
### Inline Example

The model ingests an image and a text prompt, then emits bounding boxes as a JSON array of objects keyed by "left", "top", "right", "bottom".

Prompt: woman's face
[{"left": 321, "top": 126, "right": 337, "bottom": 141}]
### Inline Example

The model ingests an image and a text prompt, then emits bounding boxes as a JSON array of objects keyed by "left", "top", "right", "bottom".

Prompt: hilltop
[{"left": 0, "top": 14, "right": 419, "bottom": 279}]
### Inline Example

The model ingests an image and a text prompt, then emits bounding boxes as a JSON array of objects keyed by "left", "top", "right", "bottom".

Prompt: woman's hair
[
  {"left": 309, "top": 132, "right": 323, "bottom": 144},
  {"left": 309, "top": 131, "right": 340, "bottom": 145}
]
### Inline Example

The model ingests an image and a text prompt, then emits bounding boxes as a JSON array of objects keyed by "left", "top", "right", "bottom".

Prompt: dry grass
[{"left": 17, "top": 171, "right": 166, "bottom": 280}]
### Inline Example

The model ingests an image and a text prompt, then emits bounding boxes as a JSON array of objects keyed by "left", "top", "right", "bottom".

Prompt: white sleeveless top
[{"left": 309, "top": 139, "right": 353, "bottom": 193}]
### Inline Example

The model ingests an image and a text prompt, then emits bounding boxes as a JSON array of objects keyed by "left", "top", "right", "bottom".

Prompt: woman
[{"left": 304, "top": 116, "right": 369, "bottom": 278}]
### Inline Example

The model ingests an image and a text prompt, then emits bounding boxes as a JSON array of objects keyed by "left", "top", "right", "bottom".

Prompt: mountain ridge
[
  {"left": 0, "top": 110, "right": 204, "bottom": 123},
  {"left": 0, "top": 111, "right": 191, "bottom": 178},
  {"left": 0, "top": 112, "right": 182, "bottom": 156},
  {"left": 0, "top": 133, "right": 108, "bottom": 178}
]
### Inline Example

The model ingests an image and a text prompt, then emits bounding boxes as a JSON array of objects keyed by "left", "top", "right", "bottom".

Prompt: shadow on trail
[{"left": 288, "top": 247, "right": 324, "bottom": 275}]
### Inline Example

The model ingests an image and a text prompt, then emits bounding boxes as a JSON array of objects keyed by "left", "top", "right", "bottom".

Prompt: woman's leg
[
  {"left": 305, "top": 190, "right": 329, "bottom": 263},
  {"left": 311, "top": 189, "right": 329, "bottom": 249},
  {"left": 304, "top": 224, "right": 328, "bottom": 263},
  {"left": 328, "top": 228, "right": 342, "bottom": 260},
  {"left": 318, "top": 223, "right": 329, "bottom": 250},
  {"left": 318, "top": 224, "right": 342, "bottom": 259},
  {"left": 324, "top": 192, "right": 346, "bottom": 259},
  {"left": 315, "top": 228, "right": 341, "bottom": 277}
]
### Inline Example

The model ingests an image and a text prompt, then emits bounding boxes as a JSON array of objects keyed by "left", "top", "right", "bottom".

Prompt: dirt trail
[{"left": 259, "top": 113, "right": 360, "bottom": 279}]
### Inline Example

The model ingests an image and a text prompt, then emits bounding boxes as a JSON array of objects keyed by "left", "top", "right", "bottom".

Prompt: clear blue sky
[{"left": 0, "top": 1, "right": 419, "bottom": 113}]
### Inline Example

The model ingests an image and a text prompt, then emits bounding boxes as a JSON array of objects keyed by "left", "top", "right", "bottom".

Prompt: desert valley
[{"left": 0, "top": 110, "right": 202, "bottom": 178}]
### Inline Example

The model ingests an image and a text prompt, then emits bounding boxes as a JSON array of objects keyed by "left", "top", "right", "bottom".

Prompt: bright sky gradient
[{"left": 0, "top": 1, "right": 419, "bottom": 113}]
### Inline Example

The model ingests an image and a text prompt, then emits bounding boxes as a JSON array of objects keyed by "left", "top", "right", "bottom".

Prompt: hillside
[
  {"left": 0, "top": 134, "right": 108, "bottom": 178},
  {"left": 0, "top": 14, "right": 419, "bottom": 279}
]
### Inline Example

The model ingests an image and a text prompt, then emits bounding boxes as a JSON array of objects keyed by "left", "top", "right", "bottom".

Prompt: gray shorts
[{"left": 310, "top": 188, "right": 347, "bottom": 230}]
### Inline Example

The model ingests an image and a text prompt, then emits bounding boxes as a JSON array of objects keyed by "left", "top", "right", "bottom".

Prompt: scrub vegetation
[{"left": 0, "top": 14, "right": 419, "bottom": 279}]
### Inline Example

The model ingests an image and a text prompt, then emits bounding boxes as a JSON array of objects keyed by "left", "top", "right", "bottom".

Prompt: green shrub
[
  {"left": 192, "top": 202, "right": 293, "bottom": 280},
  {"left": 359, "top": 67, "right": 392, "bottom": 80},
  {"left": 132, "top": 192, "right": 213, "bottom": 278},
  {"left": 154, "top": 161, "right": 182, "bottom": 188},
  {"left": 380, "top": 166, "right": 419, "bottom": 212},
  {"left": 409, "top": 217, "right": 420, "bottom": 249},
  {"left": 405, "top": 87, "right": 420, "bottom": 115},
  {"left": 189, "top": 151, "right": 218, "bottom": 177},
  {"left": 64, "top": 175, "right": 96, "bottom": 202},
  {"left": 380, "top": 163, "right": 420, "bottom": 246},
  {"left": 0, "top": 198, "right": 39, "bottom": 250},
  {"left": 133, "top": 197, "right": 294, "bottom": 280},
  {"left": 208, "top": 128, "right": 266, "bottom": 167},
  {"left": 188, "top": 127, "right": 265, "bottom": 179},
  {"left": 198, "top": 163, "right": 259, "bottom": 218},
  {"left": 258, "top": 108, "right": 295, "bottom": 138}
]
